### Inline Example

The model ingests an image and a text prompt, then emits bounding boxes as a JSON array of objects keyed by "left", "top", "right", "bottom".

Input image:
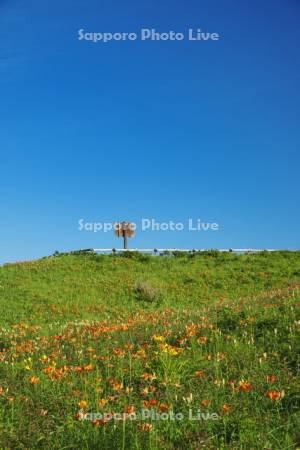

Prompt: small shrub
[{"left": 134, "top": 281, "right": 161, "bottom": 303}]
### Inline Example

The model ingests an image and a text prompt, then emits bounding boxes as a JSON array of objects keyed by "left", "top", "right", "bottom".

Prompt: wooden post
[
  {"left": 114, "top": 221, "right": 135, "bottom": 250},
  {"left": 123, "top": 233, "right": 128, "bottom": 250}
]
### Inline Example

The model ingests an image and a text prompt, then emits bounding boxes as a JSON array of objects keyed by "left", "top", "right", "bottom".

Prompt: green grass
[{"left": 0, "top": 251, "right": 299, "bottom": 449}]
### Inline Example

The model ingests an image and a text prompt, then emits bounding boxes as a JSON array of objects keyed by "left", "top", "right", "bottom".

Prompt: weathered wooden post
[{"left": 114, "top": 222, "right": 135, "bottom": 250}]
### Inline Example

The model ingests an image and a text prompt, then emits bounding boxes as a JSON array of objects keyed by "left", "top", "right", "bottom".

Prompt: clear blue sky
[{"left": 1, "top": 0, "right": 299, "bottom": 263}]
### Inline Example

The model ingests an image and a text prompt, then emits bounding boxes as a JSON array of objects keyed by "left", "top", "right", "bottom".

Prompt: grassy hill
[{"left": 0, "top": 251, "right": 300, "bottom": 449}]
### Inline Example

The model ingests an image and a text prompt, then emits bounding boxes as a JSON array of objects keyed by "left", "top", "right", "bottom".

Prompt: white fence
[{"left": 92, "top": 248, "right": 282, "bottom": 254}]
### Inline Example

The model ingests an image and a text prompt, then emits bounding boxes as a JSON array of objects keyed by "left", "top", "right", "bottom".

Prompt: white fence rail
[{"left": 92, "top": 248, "right": 283, "bottom": 254}]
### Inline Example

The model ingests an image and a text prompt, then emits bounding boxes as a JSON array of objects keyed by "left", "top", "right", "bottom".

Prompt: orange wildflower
[
  {"left": 78, "top": 400, "right": 88, "bottom": 409},
  {"left": 112, "top": 348, "right": 125, "bottom": 357},
  {"left": 222, "top": 403, "right": 231, "bottom": 413},
  {"left": 98, "top": 398, "right": 108, "bottom": 407},
  {"left": 159, "top": 403, "right": 169, "bottom": 412},
  {"left": 29, "top": 376, "right": 39, "bottom": 385},
  {"left": 92, "top": 415, "right": 112, "bottom": 426},
  {"left": 141, "top": 388, "right": 149, "bottom": 396},
  {"left": 198, "top": 336, "right": 207, "bottom": 344},
  {"left": 201, "top": 399, "right": 210, "bottom": 407},
  {"left": 138, "top": 423, "right": 153, "bottom": 432},
  {"left": 86, "top": 347, "right": 95, "bottom": 353},
  {"left": 43, "top": 366, "right": 54, "bottom": 375},
  {"left": 195, "top": 370, "right": 205, "bottom": 378},
  {"left": 124, "top": 343, "right": 133, "bottom": 350},
  {"left": 112, "top": 382, "right": 122, "bottom": 392},
  {"left": 141, "top": 373, "right": 155, "bottom": 381},
  {"left": 75, "top": 410, "right": 86, "bottom": 420},
  {"left": 266, "top": 375, "right": 277, "bottom": 383},
  {"left": 266, "top": 390, "right": 281, "bottom": 401},
  {"left": 124, "top": 405, "right": 135, "bottom": 414},
  {"left": 238, "top": 381, "right": 252, "bottom": 392}
]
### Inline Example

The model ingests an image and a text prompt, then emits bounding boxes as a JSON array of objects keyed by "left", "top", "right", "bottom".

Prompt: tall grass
[{"left": 0, "top": 252, "right": 299, "bottom": 449}]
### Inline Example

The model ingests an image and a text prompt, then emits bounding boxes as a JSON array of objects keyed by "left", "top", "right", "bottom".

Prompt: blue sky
[{"left": 0, "top": 0, "right": 299, "bottom": 263}]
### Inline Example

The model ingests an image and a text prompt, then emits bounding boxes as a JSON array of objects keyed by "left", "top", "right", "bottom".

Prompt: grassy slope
[
  {"left": 1, "top": 251, "right": 299, "bottom": 325},
  {"left": 0, "top": 251, "right": 300, "bottom": 449}
]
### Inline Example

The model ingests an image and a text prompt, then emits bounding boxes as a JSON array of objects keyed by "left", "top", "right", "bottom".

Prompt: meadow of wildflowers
[{"left": 0, "top": 251, "right": 299, "bottom": 449}]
